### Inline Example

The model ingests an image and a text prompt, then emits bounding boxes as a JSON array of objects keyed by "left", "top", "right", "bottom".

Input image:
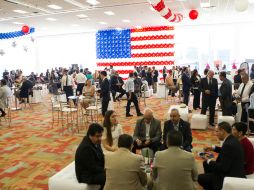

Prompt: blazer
[
  {"left": 0, "top": 85, "right": 12, "bottom": 109},
  {"left": 133, "top": 118, "right": 162, "bottom": 142},
  {"left": 75, "top": 136, "right": 105, "bottom": 184},
  {"left": 153, "top": 70, "right": 159, "bottom": 83},
  {"left": 209, "top": 135, "right": 245, "bottom": 189},
  {"left": 153, "top": 147, "right": 198, "bottom": 190},
  {"left": 110, "top": 75, "right": 124, "bottom": 91},
  {"left": 100, "top": 78, "right": 110, "bottom": 101},
  {"left": 219, "top": 78, "right": 232, "bottom": 102},
  {"left": 20, "top": 79, "right": 34, "bottom": 98},
  {"left": 182, "top": 72, "right": 192, "bottom": 93},
  {"left": 191, "top": 75, "right": 201, "bottom": 89},
  {"left": 199, "top": 77, "right": 218, "bottom": 99},
  {"left": 104, "top": 148, "right": 147, "bottom": 190},
  {"left": 163, "top": 119, "right": 192, "bottom": 149}
]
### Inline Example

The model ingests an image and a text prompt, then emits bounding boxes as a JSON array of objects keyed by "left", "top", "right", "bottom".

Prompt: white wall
[{"left": 1, "top": 22, "right": 254, "bottom": 76}]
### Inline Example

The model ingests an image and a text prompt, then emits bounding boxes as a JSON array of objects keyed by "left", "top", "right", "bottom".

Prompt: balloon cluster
[
  {"left": 97, "top": 61, "right": 175, "bottom": 67},
  {"left": 131, "top": 43, "right": 174, "bottom": 49},
  {"left": 130, "top": 26, "right": 174, "bottom": 33},
  {"left": 235, "top": 0, "right": 248, "bottom": 12},
  {"left": 131, "top": 34, "right": 174, "bottom": 41},
  {"left": 0, "top": 26, "right": 34, "bottom": 40},
  {"left": 132, "top": 52, "right": 174, "bottom": 58},
  {"left": 117, "top": 70, "right": 133, "bottom": 74},
  {"left": 96, "top": 29, "right": 131, "bottom": 59}
]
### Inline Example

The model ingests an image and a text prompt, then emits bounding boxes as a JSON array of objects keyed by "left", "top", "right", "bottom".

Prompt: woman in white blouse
[{"left": 102, "top": 110, "right": 123, "bottom": 152}]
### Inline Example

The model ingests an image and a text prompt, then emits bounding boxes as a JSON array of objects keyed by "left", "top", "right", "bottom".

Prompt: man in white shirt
[
  {"left": 235, "top": 72, "right": 254, "bottom": 122},
  {"left": 0, "top": 79, "right": 12, "bottom": 117},
  {"left": 61, "top": 69, "right": 73, "bottom": 102},
  {"left": 125, "top": 72, "right": 143, "bottom": 117},
  {"left": 75, "top": 69, "right": 87, "bottom": 94}
]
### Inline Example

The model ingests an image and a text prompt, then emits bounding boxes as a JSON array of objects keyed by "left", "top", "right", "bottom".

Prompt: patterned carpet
[{"left": 0, "top": 95, "right": 219, "bottom": 190}]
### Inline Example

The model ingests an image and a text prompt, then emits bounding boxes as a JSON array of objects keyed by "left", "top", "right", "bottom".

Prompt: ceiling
[{"left": 0, "top": 0, "right": 254, "bottom": 36}]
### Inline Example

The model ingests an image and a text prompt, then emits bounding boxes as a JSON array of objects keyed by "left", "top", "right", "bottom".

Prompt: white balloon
[{"left": 235, "top": 0, "right": 248, "bottom": 12}]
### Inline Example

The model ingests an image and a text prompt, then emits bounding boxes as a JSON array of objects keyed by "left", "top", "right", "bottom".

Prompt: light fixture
[
  {"left": 77, "top": 14, "right": 88, "bottom": 18},
  {"left": 99, "top": 21, "right": 107, "bottom": 25},
  {"left": 86, "top": 0, "right": 100, "bottom": 5},
  {"left": 104, "top": 11, "right": 115, "bottom": 15},
  {"left": 248, "top": 0, "right": 254, "bottom": 3},
  {"left": 72, "top": 24, "right": 80, "bottom": 27},
  {"left": 13, "top": 21, "right": 24, "bottom": 25},
  {"left": 13, "top": 10, "right": 28, "bottom": 14},
  {"left": 122, "top": 19, "right": 130, "bottom": 23},
  {"left": 46, "top": 18, "right": 57, "bottom": 21},
  {"left": 48, "top": 4, "right": 62, "bottom": 10}
]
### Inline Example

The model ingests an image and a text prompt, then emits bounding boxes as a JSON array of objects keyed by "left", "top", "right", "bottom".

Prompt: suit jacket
[
  {"left": 110, "top": 75, "right": 124, "bottom": 91},
  {"left": 104, "top": 148, "right": 147, "bottom": 190},
  {"left": 182, "top": 72, "right": 192, "bottom": 93},
  {"left": 133, "top": 118, "right": 162, "bottom": 142},
  {"left": 209, "top": 135, "right": 245, "bottom": 189},
  {"left": 20, "top": 79, "right": 34, "bottom": 98},
  {"left": 153, "top": 147, "right": 198, "bottom": 190},
  {"left": 200, "top": 77, "right": 218, "bottom": 100},
  {"left": 100, "top": 78, "right": 110, "bottom": 101},
  {"left": 0, "top": 85, "right": 12, "bottom": 109},
  {"left": 163, "top": 119, "right": 192, "bottom": 149},
  {"left": 191, "top": 75, "right": 201, "bottom": 89},
  {"left": 75, "top": 136, "right": 105, "bottom": 184},
  {"left": 219, "top": 78, "right": 232, "bottom": 103},
  {"left": 153, "top": 70, "right": 159, "bottom": 83}
]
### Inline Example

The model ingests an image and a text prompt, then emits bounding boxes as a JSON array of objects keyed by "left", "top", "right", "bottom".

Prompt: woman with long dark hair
[
  {"left": 191, "top": 69, "right": 201, "bottom": 110},
  {"left": 102, "top": 110, "right": 123, "bottom": 152}
]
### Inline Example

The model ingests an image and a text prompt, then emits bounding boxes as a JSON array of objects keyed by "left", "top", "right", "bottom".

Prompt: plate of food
[{"left": 198, "top": 152, "right": 214, "bottom": 159}]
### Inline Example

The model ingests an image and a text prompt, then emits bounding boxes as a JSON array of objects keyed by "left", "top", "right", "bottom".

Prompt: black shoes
[
  {"left": 0, "top": 112, "right": 6, "bottom": 117},
  {"left": 137, "top": 112, "right": 144, "bottom": 116},
  {"left": 126, "top": 113, "right": 133, "bottom": 117},
  {"left": 209, "top": 123, "right": 215, "bottom": 127}
]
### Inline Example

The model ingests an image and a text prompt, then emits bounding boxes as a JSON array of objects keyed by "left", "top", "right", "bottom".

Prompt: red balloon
[
  {"left": 22, "top": 25, "right": 30, "bottom": 34},
  {"left": 189, "top": 10, "right": 198, "bottom": 20}
]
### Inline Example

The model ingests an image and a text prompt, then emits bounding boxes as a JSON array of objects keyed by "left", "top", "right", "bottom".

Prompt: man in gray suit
[
  {"left": 132, "top": 108, "right": 162, "bottom": 154},
  {"left": 0, "top": 79, "right": 12, "bottom": 117},
  {"left": 219, "top": 71, "right": 232, "bottom": 116},
  {"left": 104, "top": 134, "right": 147, "bottom": 190},
  {"left": 152, "top": 130, "right": 198, "bottom": 190}
]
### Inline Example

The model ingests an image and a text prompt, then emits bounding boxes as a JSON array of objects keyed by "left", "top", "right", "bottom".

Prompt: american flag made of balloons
[{"left": 96, "top": 26, "right": 175, "bottom": 79}]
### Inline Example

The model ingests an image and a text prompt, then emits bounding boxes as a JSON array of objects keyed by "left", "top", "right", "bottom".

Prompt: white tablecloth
[{"left": 156, "top": 84, "right": 166, "bottom": 98}]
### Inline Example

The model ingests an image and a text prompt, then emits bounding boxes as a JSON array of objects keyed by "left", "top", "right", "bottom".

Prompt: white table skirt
[{"left": 156, "top": 84, "right": 166, "bottom": 99}]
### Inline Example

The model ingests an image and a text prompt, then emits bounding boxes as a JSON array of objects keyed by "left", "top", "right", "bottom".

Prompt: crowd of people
[{"left": 1, "top": 64, "right": 254, "bottom": 190}]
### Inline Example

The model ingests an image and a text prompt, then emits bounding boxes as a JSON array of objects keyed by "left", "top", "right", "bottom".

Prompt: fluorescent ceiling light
[
  {"left": 122, "top": 19, "right": 130, "bottom": 23},
  {"left": 104, "top": 11, "right": 115, "bottom": 16},
  {"left": 48, "top": 4, "right": 62, "bottom": 10},
  {"left": 13, "top": 21, "right": 24, "bottom": 25},
  {"left": 86, "top": 0, "right": 100, "bottom": 5},
  {"left": 99, "top": 21, "right": 107, "bottom": 25},
  {"left": 13, "top": 10, "right": 28, "bottom": 14},
  {"left": 72, "top": 24, "right": 80, "bottom": 27},
  {"left": 46, "top": 18, "right": 57, "bottom": 21},
  {"left": 136, "top": 25, "right": 142, "bottom": 29},
  {"left": 77, "top": 14, "right": 88, "bottom": 18}
]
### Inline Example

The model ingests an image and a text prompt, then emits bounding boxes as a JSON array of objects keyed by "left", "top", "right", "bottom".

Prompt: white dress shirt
[
  {"left": 145, "top": 123, "right": 150, "bottom": 140},
  {"left": 75, "top": 73, "right": 87, "bottom": 84},
  {"left": 236, "top": 81, "right": 253, "bottom": 103},
  {"left": 125, "top": 78, "right": 134, "bottom": 93},
  {"left": 61, "top": 75, "right": 73, "bottom": 89}
]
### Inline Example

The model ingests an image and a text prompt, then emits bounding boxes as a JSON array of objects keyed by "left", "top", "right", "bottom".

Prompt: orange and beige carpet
[{"left": 0, "top": 96, "right": 218, "bottom": 190}]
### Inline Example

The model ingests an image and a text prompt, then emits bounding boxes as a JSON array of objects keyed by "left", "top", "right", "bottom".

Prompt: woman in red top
[{"left": 232, "top": 122, "right": 254, "bottom": 175}]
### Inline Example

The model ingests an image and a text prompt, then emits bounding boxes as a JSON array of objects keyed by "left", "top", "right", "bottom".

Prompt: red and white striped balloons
[{"left": 149, "top": 0, "right": 183, "bottom": 23}]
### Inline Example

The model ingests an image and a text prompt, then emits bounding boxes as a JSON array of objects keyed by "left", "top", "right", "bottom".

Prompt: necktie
[
  {"left": 209, "top": 79, "right": 212, "bottom": 85},
  {"left": 240, "top": 84, "right": 246, "bottom": 97},
  {"left": 66, "top": 75, "right": 68, "bottom": 86}
]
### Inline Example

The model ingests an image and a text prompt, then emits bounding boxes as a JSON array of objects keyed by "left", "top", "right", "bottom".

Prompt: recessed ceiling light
[
  {"left": 13, "top": 10, "right": 28, "bottom": 14},
  {"left": 48, "top": 4, "right": 62, "bottom": 10},
  {"left": 99, "top": 21, "right": 107, "bottom": 25},
  {"left": 86, "top": 0, "right": 100, "bottom": 5},
  {"left": 104, "top": 11, "right": 115, "bottom": 16},
  {"left": 77, "top": 14, "right": 88, "bottom": 18},
  {"left": 72, "top": 24, "right": 80, "bottom": 27},
  {"left": 122, "top": 19, "right": 130, "bottom": 23},
  {"left": 46, "top": 18, "right": 57, "bottom": 21},
  {"left": 136, "top": 25, "right": 142, "bottom": 29},
  {"left": 13, "top": 21, "right": 24, "bottom": 25}
]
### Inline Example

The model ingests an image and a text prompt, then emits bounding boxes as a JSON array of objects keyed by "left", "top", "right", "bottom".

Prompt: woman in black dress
[{"left": 191, "top": 69, "right": 201, "bottom": 110}]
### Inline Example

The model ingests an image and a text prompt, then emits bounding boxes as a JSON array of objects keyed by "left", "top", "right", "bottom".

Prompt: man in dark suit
[
  {"left": 132, "top": 108, "right": 162, "bottom": 154},
  {"left": 200, "top": 70, "right": 218, "bottom": 126},
  {"left": 219, "top": 71, "right": 232, "bottom": 116},
  {"left": 100, "top": 71, "right": 110, "bottom": 117},
  {"left": 75, "top": 123, "right": 105, "bottom": 190},
  {"left": 110, "top": 72, "right": 126, "bottom": 102},
  {"left": 152, "top": 66, "right": 159, "bottom": 93},
  {"left": 182, "top": 67, "right": 192, "bottom": 106},
  {"left": 162, "top": 108, "right": 193, "bottom": 152},
  {"left": 198, "top": 122, "right": 245, "bottom": 190}
]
